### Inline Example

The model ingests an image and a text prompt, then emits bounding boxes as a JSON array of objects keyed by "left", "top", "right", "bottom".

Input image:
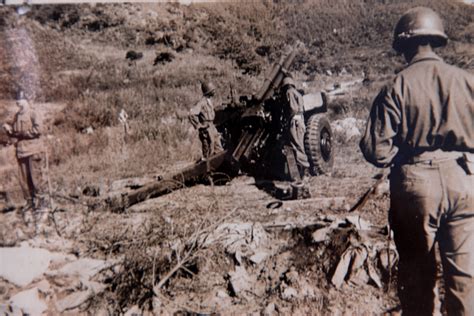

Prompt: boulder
[
  {"left": 56, "top": 290, "right": 91, "bottom": 312},
  {"left": 48, "top": 257, "right": 109, "bottom": 282},
  {"left": 281, "top": 286, "right": 298, "bottom": 301},
  {"left": 9, "top": 287, "right": 47, "bottom": 315},
  {"left": 0, "top": 245, "right": 66, "bottom": 286},
  {"left": 228, "top": 266, "right": 253, "bottom": 297}
]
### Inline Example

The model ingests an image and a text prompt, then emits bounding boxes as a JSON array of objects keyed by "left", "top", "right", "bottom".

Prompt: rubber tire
[{"left": 304, "top": 114, "right": 334, "bottom": 175}]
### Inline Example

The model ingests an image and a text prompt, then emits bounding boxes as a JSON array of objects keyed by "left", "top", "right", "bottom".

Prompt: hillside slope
[{"left": 0, "top": 1, "right": 473, "bottom": 314}]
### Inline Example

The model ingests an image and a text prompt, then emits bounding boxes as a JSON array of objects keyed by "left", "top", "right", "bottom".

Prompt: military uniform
[
  {"left": 285, "top": 85, "right": 310, "bottom": 173},
  {"left": 11, "top": 104, "right": 46, "bottom": 207},
  {"left": 360, "top": 50, "right": 474, "bottom": 315},
  {"left": 189, "top": 97, "right": 223, "bottom": 158}
]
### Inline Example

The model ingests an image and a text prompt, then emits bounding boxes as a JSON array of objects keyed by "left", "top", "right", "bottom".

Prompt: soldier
[
  {"left": 360, "top": 7, "right": 473, "bottom": 315},
  {"left": 282, "top": 76, "right": 310, "bottom": 179},
  {"left": 3, "top": 91, "right": 46, "bottom": 210},
  {"left": 189, "top": 81, "right": 223, "bottom": 158}
]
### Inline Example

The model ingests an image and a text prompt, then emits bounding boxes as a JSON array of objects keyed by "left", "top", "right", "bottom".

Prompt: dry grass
[{"left": 1, "top": 0, "right": 472, "bottom": 191}]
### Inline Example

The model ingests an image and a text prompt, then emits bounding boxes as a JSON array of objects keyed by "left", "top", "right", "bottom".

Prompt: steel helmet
[
  {"left": 201, "top": 81, "right": 216, "bottom": 96},
  {"left": 392, "top": 7, "right": 448, "bottom": 53},
  {"left": 282, "top": 76, "right": 295, "bottom": 87},
  {"left": 16, "top": 90, "right": 27, "bottom": 100}
]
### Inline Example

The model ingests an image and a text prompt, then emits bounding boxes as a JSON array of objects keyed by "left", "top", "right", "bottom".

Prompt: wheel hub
[{"left": 320, "top": 129, "right": 332, "bottom": 161}]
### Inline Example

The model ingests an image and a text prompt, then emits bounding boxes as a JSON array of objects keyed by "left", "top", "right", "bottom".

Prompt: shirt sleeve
[
  {"left": 360, "top": 85, "right": 401, "bottom": 168},
  {"left": 30, "top": 112, "right": 41, "bottom": 137},
  {"left": 188, "top": 100, "right": 203, "bottom": 129}
]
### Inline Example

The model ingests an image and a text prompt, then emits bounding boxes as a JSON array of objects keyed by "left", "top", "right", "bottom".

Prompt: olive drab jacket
[
  {"left": 360, "top": 51, "right": 474, "bottom": 168},
  {"left": 189, "top": 97, "right": 215, "bottom": 130},
  {"left": 12, "top": 107, "right": 44, "bottom": 158}
]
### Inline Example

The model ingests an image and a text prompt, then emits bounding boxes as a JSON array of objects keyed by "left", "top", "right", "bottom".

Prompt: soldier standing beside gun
[
  {"left": 360, "top": 7, "right": 473, "bottom": 315},
  {"left": 3, "top": 91, "right": 46, "bottom": 211},
  {"left": 189, "top": 81, "right": 223, "bottom": 159},
  {"left": 282, "top": 76, "right": 310, "bottom": 179}
]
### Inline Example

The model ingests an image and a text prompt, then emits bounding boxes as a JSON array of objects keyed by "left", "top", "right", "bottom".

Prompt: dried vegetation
[{"left": 0, "top": 0, "right": 473, "bottom": 314}]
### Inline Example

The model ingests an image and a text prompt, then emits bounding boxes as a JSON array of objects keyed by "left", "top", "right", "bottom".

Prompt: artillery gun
[
  {"left": 216, "top": 48, "right": 333, "bottom": 180},
  {"left": 106, "top": 46, "right": 334, "bottom": 211}
]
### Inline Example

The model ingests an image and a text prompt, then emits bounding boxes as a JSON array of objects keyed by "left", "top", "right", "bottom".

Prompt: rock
[
  {"left": 263, "top": 302, "right": 278, "bottom": 316},
  {"left": 56, "top": 290, "right": 91, "bottom": 312},
  {"left": 152, "top": 296, "right": 163, "bottom": 314},
  {"left": 367, "top": 261, "right": 383, "bottom": 289},
  {"left": 349, "top": 267, "right": 369, "bottom": 286},
  {"left": 228, "top": 265, "right": 252, "bottom": 296},
  {"left": 311, "top": 227, "right": 331, "bottom": 243},
  {"left": 249, "top": 250, "right": 268, "bottom": 265},
  {"left": 351, "top": 247, "right": 368, "bottom": 270},
  {"left": 82, "top": 126, "right": 94, "bottom": 134},
  {"left": 284, "top": 267, "right": 299, "bottom": 286},
  {"left": 9, "top": 288, "right": 47, "bottom": 315},
  {"left": 251, "top": 222, "right": 268, "bottom": 247},
  {"left": 299, "top": 280, "right": 317, "bottom": 299},
  {"left": 201, "top": 288, "right": 232, "bottom": 310},
  {"left": 0, "top": 246, "right": 65, "bottom": 286},
  {"left": 35, "top": 279, "right": 52, "bottom": 295},
  {"left": 281, "top": 286, "right": 298, "bottom": 301},
  {"left": 124, "top": 305, "right": 143, "bottom": 316},
  {"left": 216, "top": 289, "right": 229, "bottom": 298},
  {"left": 83, "top": 280, "right": 106, "bottom": 294},
  {"left": 49, "top": 258, "right": 109, "bottom": 282},
  {"left": 0, "top": 304, "right": 23, "bottom": 316},
  {"left": 331, "top": 118, "right": 364, "bottom": 142},
  {"left": 331, "top": 249, "right": 352, "bottom": 288},
  {"left": 235, "top": 250, "right": 243, "bottom": 265},
  {"left": 345, "top": 215, "right": 371, "bottom": 231}
]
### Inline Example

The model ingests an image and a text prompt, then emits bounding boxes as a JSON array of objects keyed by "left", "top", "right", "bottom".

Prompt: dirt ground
[
  {"left": 1, "top": 1, "right": 472, "bottom": 314},
  {"left": 0, "top": 137, "right": 400, "bottom": 315}
]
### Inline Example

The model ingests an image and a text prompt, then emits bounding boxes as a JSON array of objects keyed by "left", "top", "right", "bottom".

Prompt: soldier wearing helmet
[
  {"left": 189, "top": 81, "right": 223, "bottom": 158},
  {"left": 282, "top": 75, "right": 309, "bottom": 179},
  {"left": 360, "top": 7, "right": 474, "bottom": 315},
  {"left": 3, "top": 90, "right": 46, "bottom": 211}
]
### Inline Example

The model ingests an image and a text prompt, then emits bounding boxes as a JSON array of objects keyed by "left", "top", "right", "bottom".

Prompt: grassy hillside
[
  {"left": 0, "top": 2, "right": 473, "bottom": 312},
  {"left": 0, "top": 0, "right": 472, "bottom": 186}
]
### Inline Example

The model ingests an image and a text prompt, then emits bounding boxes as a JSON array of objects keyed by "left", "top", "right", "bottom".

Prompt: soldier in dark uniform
[{"left": 360, "top": 7, "right": 474, "bottom": 315}]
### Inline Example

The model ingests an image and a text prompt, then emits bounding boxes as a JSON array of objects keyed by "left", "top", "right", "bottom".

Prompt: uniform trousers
[{"left": 389, "top": 151, "right": 473, "bottom": 316}]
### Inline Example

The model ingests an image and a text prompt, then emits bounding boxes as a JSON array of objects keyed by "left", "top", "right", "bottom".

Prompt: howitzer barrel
[
  {"left": 254, "top": 47, "right": 298, "bottom": 102},
  {"left": 106, "top": 151, "right": 228, "bottom": 211}
]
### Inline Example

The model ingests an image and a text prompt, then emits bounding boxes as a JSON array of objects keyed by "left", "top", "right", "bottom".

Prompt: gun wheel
[{"left": 304, "top": 114, "right": 334, "bottom": 175}]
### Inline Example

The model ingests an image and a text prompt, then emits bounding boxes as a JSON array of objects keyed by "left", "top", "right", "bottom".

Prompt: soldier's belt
[{"left": 405, "top": 150, "right": 467, "bottom": 165}]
